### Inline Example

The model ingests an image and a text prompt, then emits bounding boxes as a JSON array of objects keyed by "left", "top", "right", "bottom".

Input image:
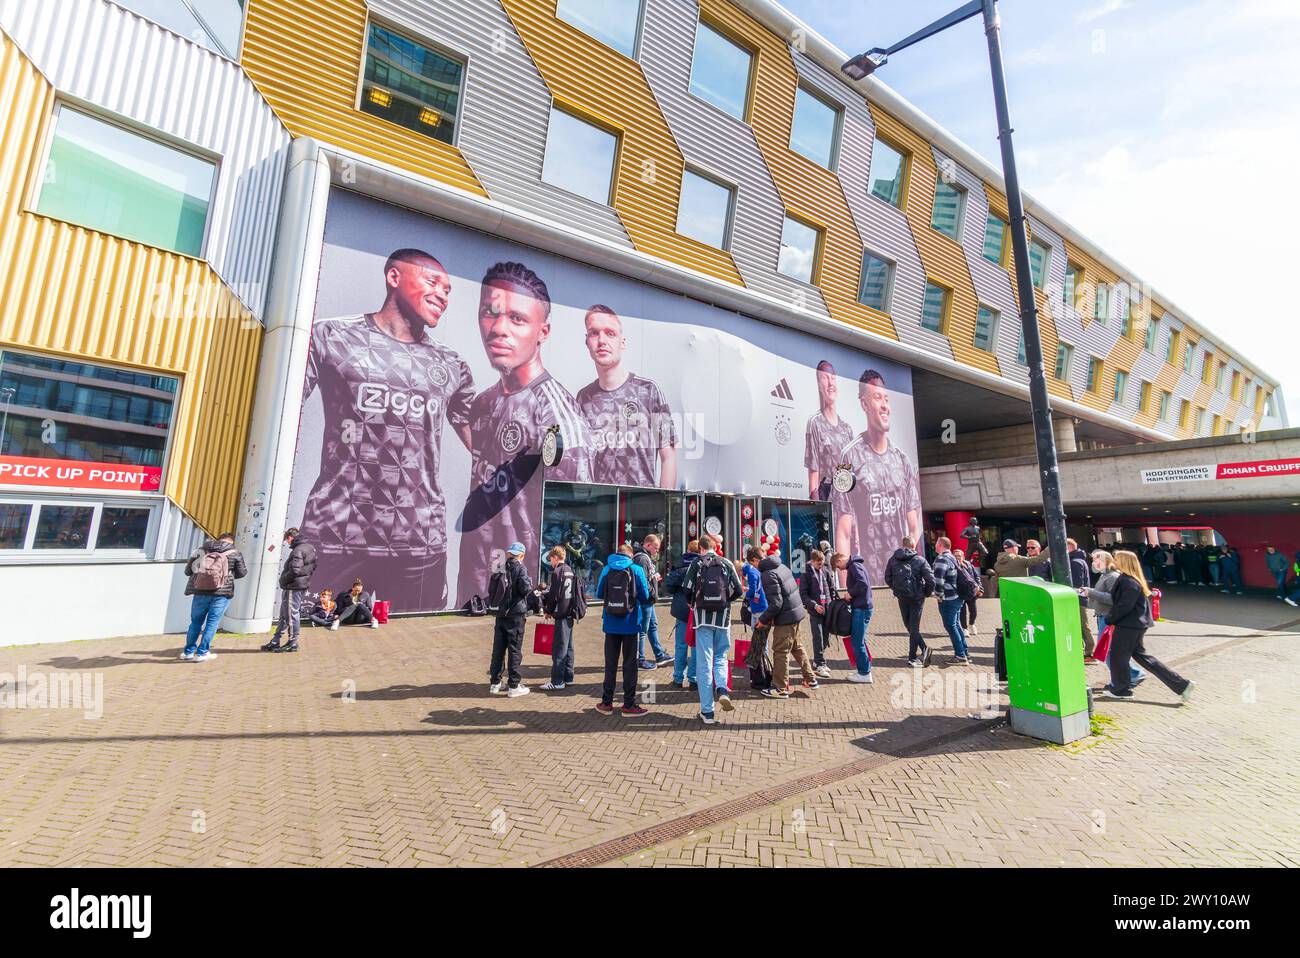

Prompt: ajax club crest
[{"left": 498, "top": 420, "right": 524, "bottom": 454}]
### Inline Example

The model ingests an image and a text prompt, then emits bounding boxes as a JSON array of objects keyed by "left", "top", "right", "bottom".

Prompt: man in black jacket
[
  {"left": 757, "top": 550, "right": 815, "bottom": 697},
  {"left": 799, "top": 549, "right": 835, "bottom": 678},
  {"left": 264, "top": 528, "right": 317, "bottom": 653},
  {"left": 664, "top": 539, "right": 700, "bottom": 688},
  {"left": 633, "top": 535, "right": 672, "bottom": 670},
  {"left": 182, "top": 532, "right": 247, "bottom": 661},
  {"left": 541, "top": 545, "right": 579, "bottom": 691},
  {"left": 884, "top": 537, "right": 936, "bottom": 667},
  {"left": 489, "top": 542, "right": 533, "bottom": 697}
]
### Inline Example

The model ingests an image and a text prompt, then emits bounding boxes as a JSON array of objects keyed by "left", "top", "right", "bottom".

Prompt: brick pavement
[{"left": 0, "top": 590, "right": 1295, "bottom": 867}]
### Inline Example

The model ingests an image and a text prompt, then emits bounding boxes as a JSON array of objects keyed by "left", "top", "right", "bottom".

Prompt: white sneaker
[
  {"left": 847, "top": 671, "right": 874, "bottom": 683},
  {"left": 540, "top": 682, "right": 566, "bottom": 691},
  {"left": 370, "top": 618, "right": 379, "bottom": 629},
  {"left": 814, "top": 664, "right": 832, "bottom": 679},
  {"left": 969, "top": 624, "right": 978, "bottom": 636},
  {"left": 180, "top": 650, "right": 196, "bottom": 660},
  {"left": 1285, "top": 598, "right": 1298, "bottom": 607},
  {"left": 507, "top": 685, "right": 530, "bottom": 698},
  {"left": 489, "top": 683, "right": 504, "bottom": 695},
  {"left": 1180, "top": 680, "right": 1196, "bottom": 703},
  {"left": 910, "top": 659, "right": 924, "bottom": 669},
  {"left": 195, "top": 651, "right": 216, "bottom": 662},
  {"left": 330, "top": 620, "right": 340, "bottom": 631}
]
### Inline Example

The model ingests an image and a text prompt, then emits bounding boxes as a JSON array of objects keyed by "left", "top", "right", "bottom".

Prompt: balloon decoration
[{"left": 759, "top": 532, "right": 781, "bottom": 556}]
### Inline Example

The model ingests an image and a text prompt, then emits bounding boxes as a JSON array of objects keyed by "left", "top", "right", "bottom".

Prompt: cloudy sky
[{"left": 782, "top": 0, "right": 1300, "bottom": 420}]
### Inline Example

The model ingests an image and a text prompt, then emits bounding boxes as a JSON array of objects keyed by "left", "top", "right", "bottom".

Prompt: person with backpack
[
  {"left": 182, "top": 531, "right": 247, "bottom": 661},
  {"left": 263, "top": 528, "right": 317, "bottom": 653},
  {"left": 953, "top": 548, "right": 982, "bottom": 639},
  {"left": 756, "top": 547, "right": 815, "bottom": 697},
  {"left": 829, "top": 552, "right": 874, "bottom": 683},
  {"left": 1099, "top": 550, "right": 1193, "bottom": 702},
  {"left": 930, "top": 537, "right": 970, "bottom": 665},
  {"left": 486, "top": 542, "right": 533, "bottom": 698},
  {"left": 595, "top": 543, "right": 651, "bottom": 715},
  {"left": 683, "top": 534, "right": 744, "bottom": 724},
  {"left": 800, "top": 549, "right": 835, "bottom": 679},
  {"left": 743, "top": 546, "right": 773, "bottom": 692},
  {"left": 884, "top": 536, "right": 936, "bottom": 668},
  {"left": 633, "top": 534, "right": 672, "bottom": 670},
  {"left": 541, "top": 545, "right": 583, "bottom": 690},
  {"left": 664, "top": 539, "right": 700, "bottom": 689}
]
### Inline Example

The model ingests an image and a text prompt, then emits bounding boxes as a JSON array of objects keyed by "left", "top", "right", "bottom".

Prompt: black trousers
[
  {"left": 602, "top": 633, "right": 639, "bottom": 708},
  {"left": 897, "top": 597, "right": 929, "bottom": 661},
  {"left": 1109, "top": 625, "right": 1189, "bottom": 696},
  {"left": 808, "top": 613, "right": 829, "bottom": 666},
  {"left": 959, "top": 598, "right": 978, "bottom": 628},
  {"left": 490, "top": 614, "right": 526, "bottom": 688},
  {"left": 550, "top": 616, "right": 576, "bottom": 685}
]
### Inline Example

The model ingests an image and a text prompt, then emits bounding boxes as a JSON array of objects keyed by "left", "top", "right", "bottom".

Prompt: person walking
[
  {"left": 263, "top": 528, "right": 317, "bottom": 653},
  {"left": 885, "top": 536, "right": 936, "bottom": 668},
  {"left": 930, "top": 537, "right": 970, "bottom": 665},
  {"left": 1265, "top": 545, "right": 1289, "bottom": 599},
  {"left": 664, "top": 539, "right": 700, "bottom": 689},
  {"left": 800, "top": 548, "right": 835, "bottom": 678},
  {"left": 1099, "top": 550, "right": 1193, "bottom": 701},
  {"left": 1082, "top": 549, "right": 1143, "bottom": 685},
  {"left": 756, "top": 546, "right": 816, "bottom": 698},
  {"left": 633, "top": 534, "right": 672, "bottom": 670},
  {"left": 181, "top": 531, "right": 247, "bottom": 661},
  {"left": 682, "top": 534, "right": 743, "bottom": 724},
  {"left": 953, "top": 548, "right": 981, "bottom": 639},
  {"left": 540, "top": 545, "right": 579, "bottom": 691},
  {"left": 595, "top": 544, "right": 651, "bottom": 715},
  {"left": 487, "top": 542, "right": 533, "bottom": 697},
  {"left": 832, "top": 552, "right": 875, "bottom": 684}
]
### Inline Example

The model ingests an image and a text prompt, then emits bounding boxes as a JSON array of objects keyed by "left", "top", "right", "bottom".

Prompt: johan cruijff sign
[{"left": 286, "top": 190, "right": 920, "bottom": 613}]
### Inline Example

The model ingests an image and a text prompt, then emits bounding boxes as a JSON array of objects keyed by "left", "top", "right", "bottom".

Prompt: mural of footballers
[
  {"left": 832, "top": 368, "right": 922, "bottom": 581},
  {"left": 576, "top": 305, "right": 678, "bottom": 489},
  {"left": 297, "top": 248, "right": 474, "bottom": 612},
  {"left": 804, "top": 359, "right": 854, "bottom": 501},
  {"left": 457, "top": 262, "right": 592, "bottom": 604}
]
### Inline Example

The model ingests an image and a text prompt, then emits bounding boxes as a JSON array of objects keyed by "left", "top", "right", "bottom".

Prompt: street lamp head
[{"left": 841, "top": 48, "right": 888, "bottom": 81}]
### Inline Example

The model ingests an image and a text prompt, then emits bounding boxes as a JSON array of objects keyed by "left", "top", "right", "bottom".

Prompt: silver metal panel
[
  {"left": 639, "top": 0, "right": 828, "bottom": 316},
  {"left": 368, "top": 0, "right": 632, "bottom": 250},
  {"left": 0, "top": 0, "right": 290, "bottom": 318}
]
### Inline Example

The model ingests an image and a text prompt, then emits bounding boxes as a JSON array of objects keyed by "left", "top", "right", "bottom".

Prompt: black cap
[{"left": 1002, "top": 539, "right": 1018, "bottom": 549}]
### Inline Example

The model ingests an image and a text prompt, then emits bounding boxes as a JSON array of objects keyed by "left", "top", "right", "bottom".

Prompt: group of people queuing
[{"left": 180, "top": 527, "right": 383, "bottom": 661}]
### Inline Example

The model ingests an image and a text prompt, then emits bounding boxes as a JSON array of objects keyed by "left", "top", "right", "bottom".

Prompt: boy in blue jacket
[{"left": 595, "top": 544, "right": 652, "bottom": 715}]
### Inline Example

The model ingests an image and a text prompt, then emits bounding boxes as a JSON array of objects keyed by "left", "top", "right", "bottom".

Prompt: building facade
[{"left": 0, "top": 0, "right": 1287, "bottom": 642}]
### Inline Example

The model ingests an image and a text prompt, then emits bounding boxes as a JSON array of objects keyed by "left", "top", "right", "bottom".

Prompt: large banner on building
[{"left": 286, "top": 190, "right": 920, "bottom": 613}]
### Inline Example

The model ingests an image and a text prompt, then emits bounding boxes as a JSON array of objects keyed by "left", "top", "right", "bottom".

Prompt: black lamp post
[{"left": 843, "top": 0, "right": 1071, "bottom": 586}]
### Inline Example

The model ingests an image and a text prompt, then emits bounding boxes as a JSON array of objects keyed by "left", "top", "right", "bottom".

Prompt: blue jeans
[
  {"left": 185, "top": 594, "right": 230, "bottom": 655},
  {"left": 938, "top": 597, "right": 968, "bottom": 658},
  {"left": 849, "top": 606, "right": 873, "bottom": 675},
  {"left": 672, "top": 617, "right": 696, "bottom": 684},
  {"left": 1273, "top": 569, "right": 1288, "bottom": 597},
  {"left": 638, "top": 605, "right": 666, "bottom": 661},
  {"left": 1097, "top": 613, "right": 1141, "bottom": 682},
  {"left": 694, "top": 624, "right": 731, "bottom": 715}
]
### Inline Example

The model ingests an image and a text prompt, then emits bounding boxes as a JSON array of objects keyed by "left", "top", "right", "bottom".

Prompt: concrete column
[
  {"left": 1053, "top": 416, "right": 1078, "bottom": 453},
  {"left": 225, "top": 138, "right": 331, "bottom": 633}
]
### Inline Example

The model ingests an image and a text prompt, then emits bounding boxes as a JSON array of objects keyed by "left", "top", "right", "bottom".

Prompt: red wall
[{"left": 1206, "top": 515, "right": 1300, "bottom": 589}]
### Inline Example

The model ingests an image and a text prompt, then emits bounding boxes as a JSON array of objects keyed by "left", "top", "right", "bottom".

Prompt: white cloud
[{"left": 1075, "top": 0, "right": 1128, "bottom": 25}]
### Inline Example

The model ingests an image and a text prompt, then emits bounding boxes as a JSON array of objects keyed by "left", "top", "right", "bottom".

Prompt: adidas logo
[{"left": 770, "top": 378, "right": 793, "bottom": 401}]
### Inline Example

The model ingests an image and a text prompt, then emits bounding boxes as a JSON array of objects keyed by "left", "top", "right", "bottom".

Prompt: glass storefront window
[
  {"left": 32, "top": 504, "right": 95, "bottom": 550},
  {"left": 0, "top": 502, "right": 31, "bottom": 549},
  {"left": 96, "top": 506, "right": 152, "bottom": 550},
  {"left": 540, "top": 482, "right": 618, "bottom": 596},
  {"left": 622, "top": 488, "right": 671, "bottom": 578}
]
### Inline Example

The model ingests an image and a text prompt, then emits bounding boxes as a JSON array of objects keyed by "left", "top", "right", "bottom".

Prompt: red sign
[
  {"left": 1215, "top": 458, "right": 1300, "bottom": 480},
  {"left": 0, "top": 455, "right": 162, "bottom": 492}
]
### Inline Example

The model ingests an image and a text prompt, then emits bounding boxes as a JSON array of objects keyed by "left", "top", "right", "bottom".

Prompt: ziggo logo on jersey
[
  {"left": 355, "top": 383, "right": 438, "bottom": 419},
  {"left": 869, "top": 492, "right": 903, "bottom": 517}
]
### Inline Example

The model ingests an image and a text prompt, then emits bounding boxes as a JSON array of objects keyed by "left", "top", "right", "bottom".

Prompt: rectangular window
[
  {"left": 869, "top": 139, "right": 908, "bottom": 208},
  {"left": 1158, "top": 390, "right": 1171, "bottom": 421},
  {"left": 1054, "top": 343, "right": 1073, "bottom": 381},
  {"left": 789, "top": 86, "right": 840, "bottom": 169},
  {"left": 1063, "top": 263, "right": 1082, "bottom": 310},
  {"left": 1211, "top": 414, "right": 1222, "bottom": 436},
  {"left": 1214, "top": 361, "right": 1226, "bottom": 393},
  {"left": 1183, "top": 342, "right": 1195, "bottom": 374},
  {"left": 930, "top": 180, "right": 966, "bottom": 241},
  {"left": 1178, "top": 399, "right": 1191, "bottom": 430},
  {"left": 557, "top": 0, "right": 643, "bottom": 58},
  {"left": 1113, "top": 370, "right": 1129, "bottom": 404},
  {"left": 359, "top": 22, "right": 466, "bottom": 147},
  {"left": 0, "top": 498, "right": 156, "bottom": 557},
  {"left": 1029, "top": 239, "right": 1051, "bottom": 289},
  {"left": 689, "top": 20, "right": 752, "bottom": 120},
  {"left": 1230, "top": 370, "right": 1242, "bottom": 401},
  {"left": 34, "top": 106, "right": 215, "bottom": 258},
  {"left": 0, "top": 350, "right": 178, "bottom": 488},
  {"left": 1120, "top": 311, "right": 1133, "bottom": 339},
  {"left": 676, "top": 168, "right": 734, "bottom": 249},
  {"left": 920, "top": 282, "right": 949, "bottom": 334},
  {"left": 973, "top": 306, "right": 999, "bottom": 352},
  {"left": 777, "top": 215, "right": 820, "bottom": 285},
  {"left": 982, "top": 211, "right": 1008, "bottom": 264},
  {"left": 1017, "top": 329, "right": 1027, "bottom": 366},
  {"left": 1138, "top": 380, "right": 1152, "bottom": 413},
  {"left": 0, "top": 502, "right": 32, "bottom": 549},
  {"left": 1093, "top": 282, "right": 1110, "bottom": 323},
  {"left": 1087, "top": 358, "right": 1103, "bottom": 393},
  {"left": 1145, "top": 315, "right": 1159, "bottom": 352},
  {"left": 857, "top": 252, "right": 894, "bottom": 312},
  {"left": 1192, "top": 407, "right": 1205, "bottom": 435},
  {"left": 32, "top": 504, "right": 95, "bottom": 550},
  {"left": 115, "top": 0, "right": 245, "bottom": 59},
  {"left": 1165, "top": 329, "right": 1179, "bottom": 364},
  {"left": 542, "top": 107, "right": 619, "bottom": 205},
  {"left": 1201, "top": 352, "right": 1214, "bottom": 385}
]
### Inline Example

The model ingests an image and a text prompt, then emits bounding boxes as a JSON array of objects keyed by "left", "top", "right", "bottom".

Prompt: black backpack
[
  {"left": 953, "top": 560, "right": 980, "bottom": 601},
  {"left": 692, "top": 554, "right": 733, "bottom": 613},
  {"left": 486, "top": 569, "right": 512, "bottom": 615},
  {"left": 890, "top": 557, "right": 926, "bottom": 600},
  {"left": 465, "top": 595, "right": 487, "bottom": 617},
  {"left": 571, "top": 575, "right": 588, "bottom": 622},
  {"left": 824, "top": 596, "right": 853, "bottom": 636},
  {"left": 603, "top": 566, "right": 634, "bottom": 616}
]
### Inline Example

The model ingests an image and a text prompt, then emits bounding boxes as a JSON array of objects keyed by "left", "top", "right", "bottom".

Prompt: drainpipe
[{"left": 224, "top": 137, "right": 330, "bottom": 633}]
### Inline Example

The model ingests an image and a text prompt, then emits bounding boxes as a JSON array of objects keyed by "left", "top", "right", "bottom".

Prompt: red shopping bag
[
  {"left": 842, "top": 635, "right": 872, "bottom": 668},
  {"left": 533, "top": 622, "right": 555, "bottom": 656},
  {"left": 1093, "top": 625, "right": 1113, "bottom": 662},
  {"left": 373, "top": 600, "right": 390, "bottom": 624},
  {"left": 732, "top": 637, "right": 750, "bottom": 671},
  {"left": 685, "top": 616, "right": 696, "bottom": 648}
]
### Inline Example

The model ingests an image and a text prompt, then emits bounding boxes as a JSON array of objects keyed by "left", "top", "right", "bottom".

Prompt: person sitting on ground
[
  {"left": 334, "top": 579, "right": 378, "bottom": 630},
  {"left": 308, "top": 589, "right": 337, "bottom": 628}
]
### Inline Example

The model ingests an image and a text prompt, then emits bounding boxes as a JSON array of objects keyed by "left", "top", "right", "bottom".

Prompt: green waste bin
[{"left": 999, "top": 576, "right": 1089, "bottom": 744}]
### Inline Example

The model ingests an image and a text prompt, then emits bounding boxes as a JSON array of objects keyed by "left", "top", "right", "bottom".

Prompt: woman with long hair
[
  {"left": 1101, "top": 551, "right": 1193, "bottom": 701},
  {"left": 1081, "top": 550, "right": 1142, "bottom": 684}
]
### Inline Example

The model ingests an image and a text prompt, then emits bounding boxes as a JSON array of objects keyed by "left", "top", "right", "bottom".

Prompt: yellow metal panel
[
  {"left": 872, "top": 107, "right": 996, "bottom": 375},
  {"left": 697, "top": 0, "right": 896, "bottom": 339},
  {"left": 498, "top": 0, "right": 742, "bottom": 285},
  {"left": 0, "top": 35, "right": 261, "bottom": 535},
  {"left": 241, "top": 0, "right": 487, "bottom": 198}
]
